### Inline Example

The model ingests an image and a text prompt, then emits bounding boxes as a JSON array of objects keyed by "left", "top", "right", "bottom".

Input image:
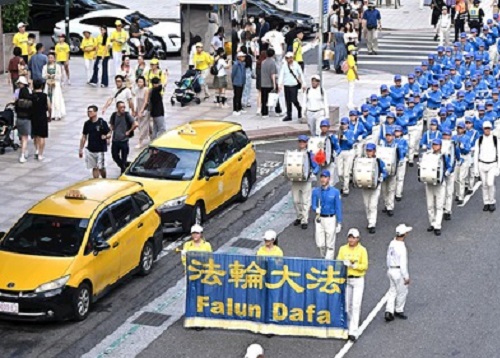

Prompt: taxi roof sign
[
  {"left": 178, "top": 123, "right": 196, "bottom": 136},
  {"left": 65, "top": 189, "right": 87, "bottom": 200}
]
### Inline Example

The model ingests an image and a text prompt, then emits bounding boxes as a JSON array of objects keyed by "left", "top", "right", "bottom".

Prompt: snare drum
[
  {"left": 308, "top": 136, "right": 333, "bottom": 165},
  {"left": 418, "top": 152, "right": 445, "bottom": 185},
  {"left": 284, "top": 150, "right": 311, "bottom": 182},
  {"left": 377, "top": 146, "right": 398, "bottom": 176},
  {"left": 353, "top": 157, "right": 379, "bottom": 189}
]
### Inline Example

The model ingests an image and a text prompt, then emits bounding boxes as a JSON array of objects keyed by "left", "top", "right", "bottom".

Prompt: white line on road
[
  {"left": 334, "top": 291, "right": 390, "bottom": 358},
  {"left": 458, "top": 181, "right": 482, "bottom": 207},
  {"left": 253, "top": 138, "right": 297, "bottom": 145}
]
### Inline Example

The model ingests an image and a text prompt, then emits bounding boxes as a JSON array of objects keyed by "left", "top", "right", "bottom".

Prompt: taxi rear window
[{"left": 0, "top": 214, "right": 88, "bottom": 257}]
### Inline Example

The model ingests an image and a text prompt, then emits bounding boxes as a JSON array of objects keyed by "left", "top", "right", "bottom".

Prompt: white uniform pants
[
  {"left": 407, "top": 124, "right": 422, "bottom": 163},
  {"left": 306, "top": 109, "right": 326, "bottom": 136},
  {"left": 425, "top": 183, "right": 446, "bottom": 229},
  {"left": 439, "top": 27, "right": 450, "bottom": 46},
  {"left": 424, "top": 108, "right": 438, "bottom": 126},
  {"left": 346, "top": 277, "right": 365, "bottom": 336},
  {"left": 337, "top": 149, "right": 355, "bottom": 193},
  {"left": 455, "top": 155, "right": 471, "bottom": 200},
  {"left": 386, "top": 269, "right": 408, "bottom": 314},
  {"left": 362, "top": 186, "right": 381, "bottom": 227},
  {"left": 291, "top": 181, "right": 312, "bottom": 224},
  {"left": 444, "top": 172, "right": 455, "bottom": 214},
  {"left": 112, "top": 51, "right": 122, "bottom": 75},
  {"left": 396, "top": 159, "right": 407, "bottom": 198},
  {"left": 348, "top": 80, "right": 355, "bottom": 108},
  {"left": 84, "top": 59, "right": 94, "bottom": 83},
  {"left": 382, "top": 175, "right": 397, "bottom": 210},
  {"left": 479, "top": 162, "right": 498, "bottom": 205},
  {"left": 315, "top": 215, "right": 337, "bottom": 259},
  {"left": 467, "top": 152, "right": 477, "bottom": 190}
]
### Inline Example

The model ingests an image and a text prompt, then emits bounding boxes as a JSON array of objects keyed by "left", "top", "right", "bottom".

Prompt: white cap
[
  {"left": 263, "top": 230, "right": 277, "bottom": 241},
  {"left": 347, "top": 228, "right": 360, "bottom": 238},
  {"left": 191, "top": 224, "right": 203, "bottom": 233},
  {"left": 237, "top": 51, "right": 246, "bottom": 57},
  {"left": 285, "top": 51, "right": 294, "bottom": 58},
  {"left": 17, "top": 76, "right": 29, "bottom": 86},
  {"left": 245, "top": 344, "right": 264, "bottom": 358},
  {"left": 483, "top": 121, "right": 493, "bottom": 129},
  {"left": 395, "top": 224, "right": 413, "bottom": 236},
  {"left": 311, "top": 74, "right": 321, "bottom": 81},
  {"left": 17, "top": 22, "right": 27, "bottom": 29}
]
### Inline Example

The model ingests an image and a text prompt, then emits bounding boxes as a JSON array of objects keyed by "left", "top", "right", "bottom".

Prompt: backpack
[
  {"left": 111, "top": 112, "right": 135, "bottom": 138},
  {"left": 341, "top": 60, "right": 349, "bottom": 73},
  {"left": 210, "top": 62, "right": 219, "bottom": 76},
  {"left": 306, "top": 87, "right": 324, "bottom": 97}
]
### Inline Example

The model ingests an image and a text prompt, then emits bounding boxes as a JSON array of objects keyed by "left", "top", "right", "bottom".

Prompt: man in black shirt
[
  {"left": 110, "top": 101, "right": 138, "bottom": 173},
  {"left": 150, "top": 77, "right": 166, "bottom": 139},
  {"left": 79, "top": 105, "right": 111, "bottom": 178},
  {"left": 129, "top": 15, "right": 144, "bottom": 53},
  {"left": 285, "top": 23, "right": 298, "bottom": 52}
]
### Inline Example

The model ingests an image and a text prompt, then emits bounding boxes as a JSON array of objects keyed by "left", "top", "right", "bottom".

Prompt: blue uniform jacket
[
  {"left": 376, "top": 158, "right": 388, "bottom": 182},
  {"left": 404, "top": 82, "right": 420, "bottom": 96},
  {"left": 339, "top": 129, "right": 356, "bottom": 151},
  {"left": 359, "top": 114, "right": 377, "bottom": 134},
  {"left": 466, "top": 128, "right": 480, "bottom": 147},
  {"left": 389, "top": 85, "right": 406, "bottom": 107},
  {"left": 378, "top": 95, "right": 391, "bottom": 115},
  {"left": 311, "top": 186, "right": 343, "bottom": 222},
  {"left": 420, "top": 130, "right": 442, "bottom": 148},
  {"left": 349, "top": 120, "right": 368, "bottom": 140},
  {"left": 416, "top": 75, "right": 428, "bottom": 90},
  {"left": 368, "top": 104, "right": 382, "bottom": 120},
  {"left": 441, "top": 81, "right": 455, "bottom": 99},
  {"left": 424, "top": 89, "right": 443, "bottom": 109},
  {"left": 452, "top": 99, "right": 466, "bottom": 117},
  {"left": 396, "top": 114, "right": 409, "bottom": 134},
  {"left": 484, "top": 110, "right": 497, "bottom": 123},
  {"left": 414, "top": 103, "right": 425, "bottom": 119},
  {"left": 450, "top": 74, "right": 463, "bottom": 90},
  {"left": 454, "top": 134, "right": 472, "bottom": 157},
  {"left": 464, "top": 90, "right": 476, "bottom": 110},
  {"left": 328, "top": 134, "right": 342, "bottom": 156},
  {"left": 484, "top": 74, "right": 496, "bottom": 89},
  {"left": 405, "top": 107, "right": 418, "bottom": 126},
  {"left": 308, "top": 151, "right": 321, "bottom": 175}
]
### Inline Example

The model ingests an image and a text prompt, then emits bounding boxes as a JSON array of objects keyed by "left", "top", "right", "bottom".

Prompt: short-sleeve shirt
[
  {"left": 13, "top": 32, "right": 29, "bottom": 55},
  {"left": 55, "top": 42, "right": 70, "bottom": 62},
  {"left": 110, "top": 111, "right": 135, "bottom": 142},
  {"left": 362, "top": 8, "right": 381, "bottom": 29},
  {"left": 110, "top": 30, "right": 129, "bottom": 53},
  {"left": 83, "top": 118, "right": 110, "bottom": 153},
  {"left": 293, "top": 38, "right": 303, "bottom": 62},
  {"left": 80, "top": 37, "right": 97, "bottom": 60},
  {"left": 96, "top": 35, "right": 111, "bottom": 57},
  {"left": 111, "top": 87, "right": 133, "bottom": 110},
  {"left": 261, "top": 58, "right": 278, "bottom": 88}
]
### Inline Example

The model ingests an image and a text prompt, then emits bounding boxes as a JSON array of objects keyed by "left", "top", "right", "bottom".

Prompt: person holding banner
[
  {"left": 385, "top": 224, "right": 412, "bottom": 322},
  {"left": 257, "top": 230, "right": 283, "bottom": 257},
  {"left": 337, "top": 228, "right": 368, "bottom": 342},
  {"left": 311, "top": 170, "right": 343, "bottom": 260},
  {"left": 181, "top": 224, "right": 212, "bottom": 267}
]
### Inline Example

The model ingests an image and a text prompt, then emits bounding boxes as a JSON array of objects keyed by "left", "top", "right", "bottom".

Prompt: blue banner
[{"left": 185, "top": 252, "right": 348, "bottom": 339}]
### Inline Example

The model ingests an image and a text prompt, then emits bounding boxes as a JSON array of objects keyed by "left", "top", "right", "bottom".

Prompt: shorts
[
  {"left": 16, "top": 118, "right": 31, "bottom": 137},
  {"left": 57, "top": 61, "right": 67, "bottom": 66},
  {"left": 85, "top": 149, "right": 106, "bottom": 170}
]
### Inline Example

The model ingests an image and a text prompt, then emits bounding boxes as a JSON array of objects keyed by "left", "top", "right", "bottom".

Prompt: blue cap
[
  {"left": 438, "top": 75, "right": 445, "bottom": 81},
  {"left": 465, "top": 81, "right": 472, "bottom": 87},
  {"left": 465, "top": 117, "right": 473, "bottom": 123},
  {"left": 483, "top": 24, "right": 489, "bottom": 30},
  {"left": 460, "top": 32, "right": 467, "bottom": 38},
  {"left": 370, "top": 94, "right": 378, "bottom": 101},
  {"left": 465, "top": 53, "right": 472, "bottom": 58},
  {"left": 445, "top": 47, "right": 452, "bottom": 52},
  {"left": 386, "top": 112, "right": 395, "bottom": 118},
  {"left": 298, "top": 134, "right": 309, "bottom": 141},
  {"left": 446, "top": 103, "right": 454, "bottom": 111},
  {"left": 478, "top": 104, "right": 485, "bottom": 110},
  {"left": 396, "top": 105, "right": 404, "bottom": 111},
  {"left": 431, "top": 80, "right": 439, "bottom": 86},
  {"left": 385, "top": 129, "right": 395, "bottom": 136},
  {"left": 408, "top": 73, "right": 415, "bottom": 79},
  {"left": 484, "top": 65, "right": 491, "bottom": 71},
  {"left": 458, "top": 90, "right": 465, "bottom": 96},
  {"left": 407, "top": 97, "right": 415, "bottom": 103},
  {"left": 486, "top": 100, "right": 494, "bottom": 106},
  {"left": 320, "top": 119, "right": 330, "bottom": 127},
  {"left": 349, "top": 110, "right": 358, "bottom": 116},
  {"left": 320, "top": 170, "right": 331, "bottom": 177},
  {"left": 432, "top": 138, "right": 442, "bottom": 145},
  {"left": 457, "top": 121, "right": 466, "bottom": 129},
  {"left": 394, "top": 125, "right": 403, "bottom": 132},
  {"left": 454, "top": 54, "right": 463, "bottom": 61},
  {"left": 444, "top": 70, "right": 450, "bottom": 76},
  {"left": 366, "top": 143, "right": 376, "bottom": 151},
  {"left": 381, "top": 84, "right": 388, "bottom": 91},
  {"left": 361, "top": 104, "right": 369, "bottom": 111},
  {"left": 394, "top": 74, "right": 402, "bottom": 81},
  {"left": 422, "top": 60, "right": 429, "bottom": 66},
  {"left": 414, "top": 92, "right": 421, "bottom": 97},
  {"left": 494, "top": 13, "right": 499, "bottom": 19},
  {"left": 437, "top": 46, "right": 444, "bottom": 52},
  {"left": 475, "top": 54, "right": 482, "bottom": 61},
  {"left": 428, "top": 54, "right": 435, "bottom": 59},
  {"left": 415, "top": 66, "right": 422, "bottom": 72},
  {"left": 487, "top": 19, "right": 493, "bottom": 24},
  {"left": 442, "top": 128, "right": 452, "bottom": 136},
  {"left": 439, "top": 108, "right": 447, "bottom": 115},
  {"left": 340, "top": 117, "right": 349, "bottom": 125},
  {"left": 493, "top": 88, "right": 499, "bottom": 94},
  {"left": 430, "top": 118, "right": 439, "bottom": 125},
  {"left": 454, "top": 41, "right": 460, "bottom": 46},
  {"left": 471, "top": 28, "right": 478, "bottom": 34}
]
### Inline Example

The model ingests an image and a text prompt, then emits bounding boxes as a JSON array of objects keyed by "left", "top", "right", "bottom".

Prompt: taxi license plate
[{"left": 0, "top": 301, "right": 19, "bottom": 314}]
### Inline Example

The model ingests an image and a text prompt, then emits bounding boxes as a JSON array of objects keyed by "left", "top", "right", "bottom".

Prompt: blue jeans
[
  {"left": 242, "top": 68, "right": 252, "bottom": 106},
  {"left": 111, "top": 140, "right": 129, "bottom": 173},
  {"left": 90, "top": 56, "right": 109, "bottom": 86}
]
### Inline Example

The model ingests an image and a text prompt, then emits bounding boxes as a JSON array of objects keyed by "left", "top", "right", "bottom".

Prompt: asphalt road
[{"left": 1, "top": 138, "right": 499, "bottom": 358}]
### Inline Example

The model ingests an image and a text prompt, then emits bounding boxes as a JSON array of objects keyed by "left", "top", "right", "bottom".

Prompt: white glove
[
  {"left": 336, "top": 224, "right": 342, "bottom": 233},
  {"left": 445, "top": 170, "right": 451, "bottom": 177},
  {"left": 343, "top": 260, "right": 351, "bottom": 267},
  {"left": 378, "top": 175, "right": 383, "bottom": 183},
  {"left": 316, "top": 208, "right": 321, "bottom": 214},
  {"left": 181, "top": 250, "right": 186, "bottom": 258},
  {"left": 310, "top": 174, "right": 317, "bottom": 181},
  {"left": 357, "top": 135, "right": 363, "bottom": 141},
  {"left": 422, "top": 145, "right": 427, "bottom": 150}
]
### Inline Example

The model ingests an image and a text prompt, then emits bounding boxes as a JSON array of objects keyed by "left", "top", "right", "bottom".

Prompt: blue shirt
[
  {"left": 359, "top": 114, "right": 377, "bottom": 134},
  {"left": 466, "top": 128, "right": 480, "bottom": 147},
  {"left": 362, "top": 8, "right": 381, "bottom": 28},
  {"left": 378, "top": 95, "right": 391, "bottom": 115},
  {"left": 424, "top": 89, "right": 442, "bottom": 109},
  {"left": 28, "top": 53, "right": 48, "bottom": 82},
  {"left": 349, "top": 120, "right": 368, "bottom": 140},
  {"left": 367, "top": 104, "right": 382, "bottom": 120},
  {"left": 452, "top": 99, "right": 466, "bottom": 117},
  {"left": 339, "top": 129, "right": 356, "bottom": 151},
  {"left": 311, "top": 186, "right": 343, "bottom": 222},
  {"left": 420, "top": 129, "right": 442, "bottom": 148},
  {"left": 389, "top": 85, "right": 405, "bottom": 106}
]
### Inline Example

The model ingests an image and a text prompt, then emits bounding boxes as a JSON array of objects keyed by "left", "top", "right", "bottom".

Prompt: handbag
[{"left": 267, "top": 91, "right": 279, "bottom": 107}]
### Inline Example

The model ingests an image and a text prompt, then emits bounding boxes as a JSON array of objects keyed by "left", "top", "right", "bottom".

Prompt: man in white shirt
[
  {"left": 385, "top": 224, "right": 412, "bottom": 322},
  {"left": 102, "top": 75, "right": 135, "bottom": 116},
  {"left": 437, "top": 6, "right": 452, "bottom": 46},
  {"left": 262, "top": 23, "right": 285, "bottom": 66},
  {"left": 278, "top": 52, "right": 306, "bottom": 122},
  {"left": 303, "top": 75, "right": 329, "bottom": 135},
  {"left": 473, "top": 121, "right": 500, "bottom": 212}
]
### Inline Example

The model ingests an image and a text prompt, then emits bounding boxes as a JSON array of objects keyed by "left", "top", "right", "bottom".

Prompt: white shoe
[
  {"left": 262, "top": 115, "right": 269, "bottom": 118},
  {"left": 67, "top": 79, "right": 71, "bottom": 86},
  {"left": 240, "top": 109, "right": 247, "bottom": 113},
  {"left": 19, "top": 155, "right": 27, "bottom": 163},
  {"left": 38, "top": 155, "right": 45, "bottom": 161},
  {"left": 134, "top": 144, "right": 143, "bottom": 149},
  {"left": 232, "top": 111, "right": 241, "bottom": 116}
]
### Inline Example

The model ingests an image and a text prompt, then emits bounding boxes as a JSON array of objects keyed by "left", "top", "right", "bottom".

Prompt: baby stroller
[
  {"left": 0, "top": 103, "right": 19, "bottom": 155},
  {"left": 170, "top": 68, "right": 202, "bottom": 107}
]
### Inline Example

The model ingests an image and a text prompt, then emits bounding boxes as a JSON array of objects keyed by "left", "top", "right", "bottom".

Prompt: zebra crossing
[{"left": 358, "top": 30, "right": 451, "bottom": 73}]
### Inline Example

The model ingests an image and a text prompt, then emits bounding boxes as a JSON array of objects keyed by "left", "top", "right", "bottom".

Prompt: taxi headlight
[
  {"left": 296, "top": 19, "right": 304, "bottom": 24},
  {"left": 34, "top": 275, "right": 70, "bottom": 293},
  {"left": 157, "top": 195, "right": 188, "bottom": 212}
]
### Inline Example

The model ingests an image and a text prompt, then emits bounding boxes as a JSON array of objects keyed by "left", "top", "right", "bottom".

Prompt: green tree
[{"left": 2, "top": 0, "right": 30, "bottom": 33}]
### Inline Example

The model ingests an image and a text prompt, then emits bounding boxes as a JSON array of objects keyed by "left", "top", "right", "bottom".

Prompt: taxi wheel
[
  {"left": 72, "top": 283, "right": 91, "bottom": 321},
  {"left": 237, "top": 173, "right": 251, "bottom": 202},
  {"left": 138, "top": 241, "right": 155, "bottom": 276}
]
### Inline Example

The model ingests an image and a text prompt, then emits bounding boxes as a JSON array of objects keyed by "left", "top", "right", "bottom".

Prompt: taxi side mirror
[
  {"left": 206, "top": 168, "right": 220, "bottom": 178},
  {"left": 94, "top": 240, "right": 110, "bottom": 254}
]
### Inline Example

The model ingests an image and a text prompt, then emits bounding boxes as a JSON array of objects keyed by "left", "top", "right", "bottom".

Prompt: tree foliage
[{"left": 2, "top": 0, "right": 30, "bottom": 33}]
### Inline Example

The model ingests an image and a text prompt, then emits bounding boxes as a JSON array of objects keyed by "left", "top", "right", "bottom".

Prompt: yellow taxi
[
  {"left": 120, "top": 120, "right": 257, "bottom": 233},
  {"left": 0, "top": 179, "right": 162, "bottom": 321}
]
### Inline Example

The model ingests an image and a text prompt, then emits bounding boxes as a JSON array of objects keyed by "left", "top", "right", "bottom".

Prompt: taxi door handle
[
  {"left": 238, "top": 156, "right": 243, "bottom": 161},
  {"left": 220, "top": 171, "right": 225, "bottom": 176},
  {"left": 137, "top": 222, "right": 144, "bottom": 228},
  {"left": 112, "top": 242, "right": 119, "bottom": 248}
]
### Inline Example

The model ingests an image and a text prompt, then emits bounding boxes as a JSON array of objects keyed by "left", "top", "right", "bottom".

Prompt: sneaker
[
  {"left": 100, "top": 84, "right": 108, "bottom": 88},
  {"left": 232, "top": 111, "right": 241, "bottom": 116},
  {"left": 38, "top": 155, "right": 45, "bottom": 161},
  {"left": 35, "top": 150, "right": 39, "bottom": 160},
  {"left": 135, "top": 144, "right": 143, "bottom": 149},
  {"left": 67, "top": 79, "right": 71, "bottom": 86},
  {"left": 240, "top": 109, "right": 247, "bottom": 113},
  {"left": 19, "top": 155, "right": 27, "bottom": 163},
  {"left": 89, "top": 82, "right": 97, "bottom": 87},
  {"left": 262, "top": 115, "right": 269, "bottom": 118}
]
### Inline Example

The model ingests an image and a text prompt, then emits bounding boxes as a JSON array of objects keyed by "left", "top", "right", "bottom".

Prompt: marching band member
[
  {"left": 257, "top": 230, "right": 284, "bottom": 257},
  {"left": 380, "top": 130, "right": 398, "bottom": 216},
  {"left": 465, "top": 117, "right": 480, "bottom": 194},
  {"left": 395, "top": 105, "right": 409, "bottom": 136},
  {"left": 379, "top": 112, "right": 397, "bottom": 142},
  {"left": 424, "top": 138, "right": 453, "bottom": 236},
  {"left": 181, "top": 225, "right": 212, "bottom": 267},
  {"left": 404, "top": 73, "right": 420, "bottom": 96},
  {"left": 453, "top": 121, "right": 472, "bottom": 205},
  {"left": 318, "top": 119, "right": 341, "bottom": 186},
  {"left": 442, "top": 128, "right": 461, "bottom": 221},
  {"left": 438, "top": 108, "right": 453, "bottom": 130},
  {"left": 473, "top": 104, "right": 489, "bottom": 135},
  {"left": 337, "top": 118, "right": 356, "bottom": 196},
  {"left": 337, "top": 228, "right": 369, "bottom": 342},
  {"left": 452, "top": 90, "right": 467, "bottom": 119},
  {"left": 420, "top": 118, "right": 443, "bottom": 151},
  {"left": 463, "top": 81, "right": 476, "bottom": 116},
  {"left": 359, "top": 104, "right": 377, "bottom": 141},
  {"left": 484, "top": 100, "right": 497, "bottom": 123},
  {"left": 390, "top": 75, "right": 405, "bottom": 109},
  {"left": 311, "top": 170, "right": 343, "bottom": 259},
  {"left": 422, "top": 81, "right": 443, "bottom": 125},
  {"left": 378, "top": 85, "right": 392, "bottom": 116},
  {"left": 361, "top": 143, "right": 388, "bottom": 234},
  {"left": 445, "top": 103, "right": 457, "bottom": 129},
  {"left": 349, "top": 109, "right": 368, "bottom": 158},
  {"left": 292, "top": 135, "right": 320, "bottom": 230},
  {"left": 414, "top": 67, "right": 428, "bottom": 91},
  {"left": 367, "top": 94, "right": 382, "bottom": 123},
  {"left": 473, "top": 121, "right": 500, "bottom": 212},
  {"left": 394, "top": 126, "right": 409, "bottom": 201}
]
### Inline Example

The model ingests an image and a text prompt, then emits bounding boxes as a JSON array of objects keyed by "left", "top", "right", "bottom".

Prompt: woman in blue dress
[{"left": 333, "top": 27, "right": 348, "bottom": 74}]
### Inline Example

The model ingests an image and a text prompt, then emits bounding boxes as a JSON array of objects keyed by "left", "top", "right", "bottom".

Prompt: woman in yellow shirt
[
  {"left": 80, "top": 30, "right": 96, "bottom": 84},
  {"left": 256, "top": 230, "right": 284, "bottom": 257},
  {"left": 293, "top": 30, "right": 305, "bottom": 71},
  {"left": 346, "top": 45, "right": 359, "bottom": 109},
  {"left": 55, "top": 34, "right": 71, "bottom": 85},
  {"left": 12, "top": 23, "right": 29, "bottom": 63},
  {"left": 89, "top": 26, "right": 111, "bottom": 87},
  {"left": 181, "top": 225, "right": 213, "bottom": 267},
  {"left": 110, "top": 20, "right": 129, "bottom": 75},
  {"left": 145, "top": 58, "right": 167, "bottom": 88}
]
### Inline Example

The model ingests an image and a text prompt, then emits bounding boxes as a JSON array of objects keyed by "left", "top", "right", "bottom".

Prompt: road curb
[{"left": 246, "top": 127, "right": 310, "bottom": 141}]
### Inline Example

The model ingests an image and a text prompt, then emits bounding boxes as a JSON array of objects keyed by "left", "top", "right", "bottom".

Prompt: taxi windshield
[
  {"left": 0, "top": 214, "right": 88, "bottom": 257},
  {"left": 127, "top": 147, "right": 201, "bottom": 180}
]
